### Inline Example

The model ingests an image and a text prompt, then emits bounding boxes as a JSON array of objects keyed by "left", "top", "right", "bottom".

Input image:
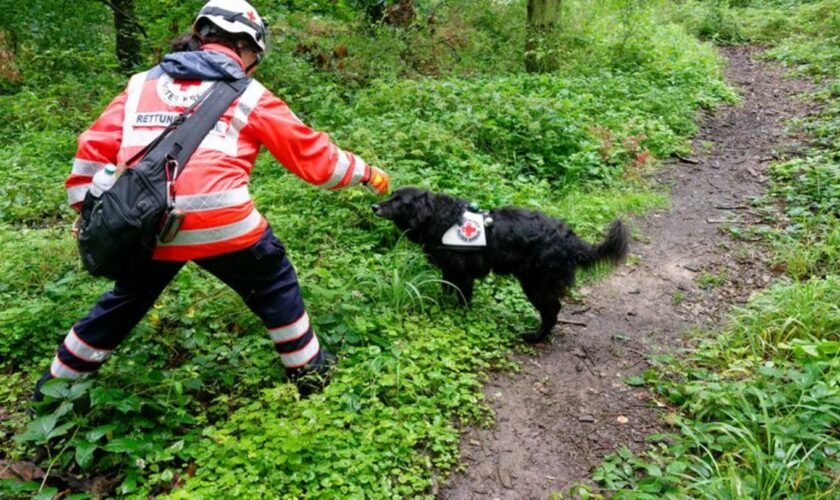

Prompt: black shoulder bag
[{"left": 77, "top": 77, "right": 249, "bottom": 281}]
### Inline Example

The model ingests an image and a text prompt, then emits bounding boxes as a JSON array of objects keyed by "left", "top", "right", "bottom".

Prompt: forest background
[{"left": 0, "top": 0, "right": 837, "bottom": 497}]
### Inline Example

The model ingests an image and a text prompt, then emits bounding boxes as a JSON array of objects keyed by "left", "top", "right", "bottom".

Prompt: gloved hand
[
  {"left": 363, "top": 166, "right": 390, "bottom": 196},
  {"left": 72, "top": 215, "right": 82, "bottom": 240}
]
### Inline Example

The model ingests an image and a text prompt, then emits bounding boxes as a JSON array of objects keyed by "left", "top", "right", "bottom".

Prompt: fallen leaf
[{"left": 0, "top": 461, "right": 45, "bottom": 481}]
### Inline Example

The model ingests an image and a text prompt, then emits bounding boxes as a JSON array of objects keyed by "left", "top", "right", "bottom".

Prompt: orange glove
[
  {"left": 364, "top": 166, "right": 390, "bottom": 196},
  {"left": 72, "top": 215, "right": 82, "bottom": 239}
]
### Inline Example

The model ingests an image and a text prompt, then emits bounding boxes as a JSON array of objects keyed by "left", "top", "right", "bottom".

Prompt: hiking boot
[
  {"left": 28, "top": 372, "right": 55, "bottom": 416},
  {"left": 31, "top": 372, "right": 53, "bottom": 403},
  {"left": 287, "top": 350, "right": 336, "bottom": 398}
]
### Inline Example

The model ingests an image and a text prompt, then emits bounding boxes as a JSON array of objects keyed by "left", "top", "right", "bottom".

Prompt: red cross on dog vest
[{"left": 442, "top": 209, "right": 490, "bottom": 247}]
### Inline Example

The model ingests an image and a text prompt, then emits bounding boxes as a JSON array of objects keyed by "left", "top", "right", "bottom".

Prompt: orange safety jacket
[{"left": 65, "top": 44, "right": 372, "bottom": 261}]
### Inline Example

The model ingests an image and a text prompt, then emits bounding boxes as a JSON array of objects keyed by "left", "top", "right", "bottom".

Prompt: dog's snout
[{"left": 371, "top": 204, "right": 381, "bottom": 216}]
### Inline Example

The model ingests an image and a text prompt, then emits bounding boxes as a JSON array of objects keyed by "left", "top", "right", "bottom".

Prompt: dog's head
[{"left": 371, "top": 187, "right": 435, "bottom": 232}]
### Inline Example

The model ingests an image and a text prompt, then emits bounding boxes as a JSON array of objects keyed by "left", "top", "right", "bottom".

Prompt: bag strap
[
  {"left": 124, "top": 78, "right": 249, "bottom": 169},
  {"left": 165, "top": 78, "right": 250, "bottom": 179},
  {"left": 123, "top": 82, "right": 216, "bottom": 167}
]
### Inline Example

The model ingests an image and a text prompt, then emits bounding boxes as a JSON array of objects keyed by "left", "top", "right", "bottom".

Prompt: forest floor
[{"left": 443, "top": 46, "right": 816, "bottom": 499}]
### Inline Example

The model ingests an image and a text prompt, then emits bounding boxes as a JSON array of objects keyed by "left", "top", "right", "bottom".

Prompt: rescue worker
[{"left": 34, "top": 0, "right": 389, "bottom": 401}]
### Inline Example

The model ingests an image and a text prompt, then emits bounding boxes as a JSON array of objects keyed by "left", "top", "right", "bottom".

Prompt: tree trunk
[
  {"left": 525, "top": 0, "right": 561, "bottom": 73},
  {"left": 109, "top": 0, "right": 143, "bottom": 72}
]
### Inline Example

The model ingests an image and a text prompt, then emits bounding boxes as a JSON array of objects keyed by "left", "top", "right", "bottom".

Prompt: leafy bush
[
  {"left": 687, "top": 1, "right": 747, "bottom": 43},
  {"left": 589, "top": 277, "right": 840, "bottom": 498},
  {"left": 583, "top": 3, "right": 840, "bottom": 497},
  {"left": 763, "top": 49, "right": 840, "bottom": 280},
  {"left": 770, "top": 158, "right": 840, "bottom": 224},
  {"left": 0, "top": 0, "right": 732, "bottom": 496},
  {"left": 13, "top": 378, "right": 199, "bottom": 498},
  {"left": 0, "top": 226, "right": 107, "bottom": 366},
  {"left": 673, "top": 0, "right": 840, "bottom": 50}
]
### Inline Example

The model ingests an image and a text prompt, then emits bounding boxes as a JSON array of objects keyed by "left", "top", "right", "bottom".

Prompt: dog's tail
[{"left": 573, "top": 220, "right": 629, "bottom": 268}]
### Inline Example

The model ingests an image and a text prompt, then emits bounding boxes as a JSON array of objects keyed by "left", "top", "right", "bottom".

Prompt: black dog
[{"left": 372, "top": 187, "right": 629, "bottom": 342}]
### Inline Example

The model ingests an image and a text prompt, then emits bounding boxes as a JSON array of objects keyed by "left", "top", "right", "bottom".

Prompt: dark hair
[
  {"left": 170, "top": 33, "right": 203, "bottom": 53},
  {"left": 169, "top": 21, "right": 260, "bottom": 55}
]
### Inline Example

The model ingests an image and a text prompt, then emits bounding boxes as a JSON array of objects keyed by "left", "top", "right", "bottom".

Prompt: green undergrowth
[
  {"left": 1, "top": 0, "right": 731, "bottom": 497},
  {"left": 0, "top": 184, "right": 664, "bottom": 498},
  {"left": 766, "top": 80, "right": 840, "bottom": 281},
  {"left": 579, "top": 1, "right": 840, "bottom": 498},
  {"left": 585, "top": 278, "right": 839, "bottom": 498},
  {"left": 672, "top": 0, "right": 840, "bottom": 50}
]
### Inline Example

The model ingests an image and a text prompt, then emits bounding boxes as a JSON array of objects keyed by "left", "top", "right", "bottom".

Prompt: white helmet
[{"left": 194, "top": 0, "right": 268, "bottom": 52}]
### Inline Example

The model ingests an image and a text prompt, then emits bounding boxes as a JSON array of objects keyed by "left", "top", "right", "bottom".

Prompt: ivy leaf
[
  {"left": 39, "top": 379, "right": 70, "bottom": 400},
  {"left": 14, "top": 414, "right": 58, "bottom": 443},
  {"left": 86, "top": 424, "right": 118, "bottom": 443},
  {"left": 67, "top": 380, "right": 93, "bottom": 401},
  {"left": 47, "top": 421, "right": 75, "bottom": 440},
  {"left": 54, "top": 400, "right": 74, "bottom": 419},
  {"left": 75, "top": 441, "right": 98, "bottom": 469},
  {"left": 90, "top": 387, "right": 126, "bottom": 408},
  {"left": 32, "top": 487, "right": 58, "bottom": 500},
  {"left": 103, "top": 437, "right": 142, "bottom": 454},
  {"left": 114, "top": 395, "right": 143, "bottom": 414}
]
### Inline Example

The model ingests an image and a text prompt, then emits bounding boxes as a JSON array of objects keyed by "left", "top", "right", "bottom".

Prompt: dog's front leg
[
  {"left": 442, "top": 271, "right": 474, "bottom": 306},
  {"left": 453, "top": 278, "right": 474, "bottom": 305}
]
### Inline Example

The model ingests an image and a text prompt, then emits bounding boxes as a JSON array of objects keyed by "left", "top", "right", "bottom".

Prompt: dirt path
[{"left": 442, "top": 47, "right": 815, "bottom": 498}]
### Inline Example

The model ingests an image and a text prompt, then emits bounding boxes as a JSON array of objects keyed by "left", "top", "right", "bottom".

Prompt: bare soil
[{"left": 442, "top": 47, "right": 815, "bottom": 499}]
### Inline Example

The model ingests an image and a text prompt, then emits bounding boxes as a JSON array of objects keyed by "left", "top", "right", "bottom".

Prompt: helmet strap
[{"left": 244, "top": 52, "right": 262, "bottom": 74}]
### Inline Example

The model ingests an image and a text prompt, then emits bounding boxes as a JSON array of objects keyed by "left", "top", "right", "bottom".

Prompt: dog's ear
[{"left": 407, "top": 191, "right": 434, "bottom": 229}]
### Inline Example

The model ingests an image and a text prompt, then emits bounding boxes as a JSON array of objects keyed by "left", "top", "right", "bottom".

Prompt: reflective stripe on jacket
[{"left": 65, "top": 44, "right": 372, "bottom": 261}]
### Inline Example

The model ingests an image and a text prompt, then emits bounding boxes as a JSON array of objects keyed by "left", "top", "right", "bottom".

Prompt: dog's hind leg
[{"left": 520, "top": 280, "right": 561, "bottom": 343}]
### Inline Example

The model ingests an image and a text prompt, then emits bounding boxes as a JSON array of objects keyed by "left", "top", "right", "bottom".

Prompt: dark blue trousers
[{"left": 40, "top": 228, "right": 323, "bottom": 389}]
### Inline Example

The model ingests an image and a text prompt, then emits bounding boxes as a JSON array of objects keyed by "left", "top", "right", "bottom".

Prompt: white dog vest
[{"left": 441, "top": 208, "right": 492, "bottom": 248}]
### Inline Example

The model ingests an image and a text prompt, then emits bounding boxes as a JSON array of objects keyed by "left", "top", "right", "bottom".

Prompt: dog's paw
[{"left": 522, "top": 331, "right": 548, "bottom": 344}]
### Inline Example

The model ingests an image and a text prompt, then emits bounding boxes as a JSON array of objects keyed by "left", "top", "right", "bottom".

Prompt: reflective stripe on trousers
[
  {"left": 279, "top": 335, "right": 320, "bottom": 369},
  {"left": 268, "top": 312, "right": 310, "bottom": 343},
  {"left": 64, "top": 328, "right": 112, "bottom": 362},
  {"left": 50, "top": 356, "right": 82, "bottom": 379},
  {"left": 39, "top": 228, "right": 323, "bottom": 383}
]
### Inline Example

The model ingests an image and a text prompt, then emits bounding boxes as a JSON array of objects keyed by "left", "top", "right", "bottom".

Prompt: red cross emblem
[
  {"left": 174, "top": 79, "right": 202, "bottom": 92},
  {"left": 461, "top": 222, "right": 477, "bottom": 238},
  {"left": 246, "top": 11, "right": 256, "bottom": 21},
  {"left": 457, "top": 220, "right": 481, "bottom": 242}
]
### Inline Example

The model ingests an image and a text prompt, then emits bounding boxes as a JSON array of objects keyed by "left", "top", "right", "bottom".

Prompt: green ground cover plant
[
  {"left": 583, "top": 1, "right": 840, "bottom": 497},
  {"left": 1, "top": 0, "right": 734, "bottom": 496},
  {"left": 588, "top": 277, "right": 839, "bottom": 498}
]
